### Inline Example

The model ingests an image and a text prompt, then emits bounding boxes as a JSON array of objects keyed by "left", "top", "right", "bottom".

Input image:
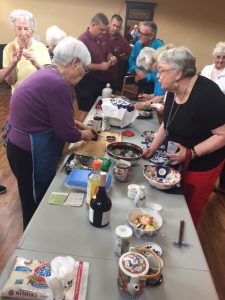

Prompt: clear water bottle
[{"left": 102, "top": 83, "right": 112, "bottom": 98}]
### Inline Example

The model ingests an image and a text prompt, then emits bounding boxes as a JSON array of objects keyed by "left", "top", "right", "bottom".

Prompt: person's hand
[
  {"left": 109, "top": 56, "right": 117, "bottom": 66},
  {"left": 134, "top": 101, "right": 146, "bottom": 110},
  {"left": 99, "top": 62, "right": 110, "bottom": 71},
  {"left": 135, "top": 69, "right": 146, "bottom": 81},
  {"left": 11, "top": 45, "right": 23, "bottom": 65},
  {"left": 156, "top": 105, "right": 164, "bottom": 115},
  {"left": 81, "top": 129, "right": 95, "bottom": 141},
  {"left": 143, "top": 147, "right": 155, "bottom": 159},
  {"left": 81, "top": 124, "right": 98, "bottom": 136},
  {"left": 22, "top": 50, "right": 39, "bottom": 68},
  {"left": 137, "top": 93, "right": 150, "bottom": 100},
  {"left": 166, "top": 143, "right": 186, "bottom": 165}
]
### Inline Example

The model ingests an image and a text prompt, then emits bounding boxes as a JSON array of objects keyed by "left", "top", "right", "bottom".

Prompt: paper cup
[{"left": 167, "top": 141, "right": 178, "bottom": 153}]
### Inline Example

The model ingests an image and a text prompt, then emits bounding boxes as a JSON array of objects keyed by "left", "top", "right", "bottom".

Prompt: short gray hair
[
  {"left": 212, "top": 41, "right": 225, "bottom": 56},
  {"left": 137, "top": 44, "right": 174, "bottom": 71},
  {"left": 137, "top": 47, "right": 156, "bottom": 70},
  {"left": 9, "top": 9, "right": 36, "bottom": 32},
  {"left": 140, "top": 21, "right": 157, "bottom": 37},
  {"left": 53, "top": 36, "right": 91, "bottom": 67},
  {"left": 91, "top": 13, "right": 109, "bottom": 26},
  {"left": 157, "top": 46, "right": 196, "bottom": 78},
  {"left": 46, "top": 25, "right": 66, "bottom": 47}
]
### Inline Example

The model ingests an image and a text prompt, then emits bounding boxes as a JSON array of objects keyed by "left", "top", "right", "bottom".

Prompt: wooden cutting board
[
  {"left": 69, "top": 140, "right": 106, "bottom": 157},
  {"left": 98, "top": 131, "right": 122, "bottom": 145}
]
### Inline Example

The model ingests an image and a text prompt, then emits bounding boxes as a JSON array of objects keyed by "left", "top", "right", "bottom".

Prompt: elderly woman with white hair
[
  {"left": 201, "top": 41, "right": 225, "bottom": 94},
  {"left": 201, "top": 41, "right": 225, "bottom": 195},
  {"left": 3, "top": 9, "right": 51, "bottom": 92},
  {"left": 5, "top": 37, "right": 96, "bottom": 229},
  {"left": 143, "top": 46, "right": 225, "bottom": 227},
  {"left": 46, "top": 25, "right": 67, "bottom": 59}
]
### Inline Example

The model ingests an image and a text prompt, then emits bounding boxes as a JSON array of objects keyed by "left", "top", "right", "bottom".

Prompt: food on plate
[
  {"left": 130, "top": 214, "right": 159, "bottom": 231},
  {"left": 112, "top": 148, "right": 139, "bottom": 158}
]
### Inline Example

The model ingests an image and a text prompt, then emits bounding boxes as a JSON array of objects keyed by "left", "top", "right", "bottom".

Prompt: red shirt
[
  {"left": 78, "top": 30, "right": 110, "bottom": 81},
  {"left": 102, "top": 30, "right": 132, "bottom": 81}
]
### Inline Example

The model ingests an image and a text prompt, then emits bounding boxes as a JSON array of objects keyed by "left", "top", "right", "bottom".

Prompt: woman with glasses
[
  {"left": 3, "top": 9, "right": 51, "bottom": 92},
  {"left": 5, "top": 37, "right": 96, "bottom": 229},
  {"left": 134, "top": 44, "right": 173, "bottom": 110},
  {"left": 143, "top": 46, "right": 225, "bottom": 227},
  {"left": 201, "top": 42, "right": 225, "bottom": 195}
]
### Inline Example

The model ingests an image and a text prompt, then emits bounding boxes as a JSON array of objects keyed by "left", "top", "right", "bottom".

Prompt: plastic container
[
  {"left": 102, "top": 83, "right": 112, "bottom": 98},
  {"left": 114, "top": 225, "right": 133, "bottom": 257}
]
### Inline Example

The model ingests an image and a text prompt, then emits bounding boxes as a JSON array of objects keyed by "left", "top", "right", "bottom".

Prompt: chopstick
[{"left": 178, "top": 220, "right": 185, "bottom": 248}]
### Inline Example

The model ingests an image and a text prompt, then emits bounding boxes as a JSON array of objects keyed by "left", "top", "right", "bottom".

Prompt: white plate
[
  {"left": 142, "top": 242, "right": 163, "bottom": 256},
  {"left": 149, "top": 202, "right": 162, "bottom": 212}
]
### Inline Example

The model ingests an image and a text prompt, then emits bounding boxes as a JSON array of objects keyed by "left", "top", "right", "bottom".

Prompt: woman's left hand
[
  {"left": 166, "top": 143, "right": 187, "bottom": 165},
  {"left": 22, "top": 50, "right": 39, "bottom": 67}
]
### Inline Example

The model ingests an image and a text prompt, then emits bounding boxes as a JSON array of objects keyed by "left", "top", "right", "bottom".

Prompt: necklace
[
  {"left": 164, "top": 99, "right": 180, "bottom": 137},
  {"left": 164, "top": 78, "right": 191, "bottom": 137}
]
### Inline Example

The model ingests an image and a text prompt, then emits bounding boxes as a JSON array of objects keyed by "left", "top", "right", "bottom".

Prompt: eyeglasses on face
[
  {"left": 139, "top": 31, "right": 152, "bottom": 36},
  {"left": 157, "top": 68, "right": 176, "bottom": 75}
]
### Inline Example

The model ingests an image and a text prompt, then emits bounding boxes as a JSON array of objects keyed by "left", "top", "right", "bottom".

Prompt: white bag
[{"left": 101, "top": 98, "right": 139, "bottom": 128}]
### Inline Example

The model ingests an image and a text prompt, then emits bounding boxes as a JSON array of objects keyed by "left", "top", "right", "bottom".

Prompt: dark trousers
[
  {"left": 7, "top": 140, "right": 37, "bottom": 229},
  {"left": 219, "top": 163, "right": 225, "bottom": 189},
  {"left": 75, "top": 74, "right": 105, "bottom": 111}
]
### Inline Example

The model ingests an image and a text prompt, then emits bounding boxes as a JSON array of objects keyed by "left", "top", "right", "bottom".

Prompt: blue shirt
[
  {"left": 153, "top": 70, "right": 165, "bottom": 96},
  {"left": 128, "top": 38, "right": 164, "bottom": 81}
]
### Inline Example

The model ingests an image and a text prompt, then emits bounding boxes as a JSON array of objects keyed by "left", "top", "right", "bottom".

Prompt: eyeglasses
[
  {"left": 139, "top": 31, "right": 152, "bottom": 36},
  {"left": 157, "top": 68, "right": 176, "bottom": 75}
]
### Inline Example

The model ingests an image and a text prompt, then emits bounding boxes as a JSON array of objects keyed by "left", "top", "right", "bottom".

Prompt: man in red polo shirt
[
  {"left": 102, "top": 15, "right": 132, "bottom": 90},
  {"left": 75, "top": 13, "right": 117, "bottom": 120}
]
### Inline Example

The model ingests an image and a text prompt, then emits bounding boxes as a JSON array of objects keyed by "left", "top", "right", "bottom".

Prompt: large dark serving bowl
[{"left": 106, "top": 142, "right": 143, "bottom": 164}]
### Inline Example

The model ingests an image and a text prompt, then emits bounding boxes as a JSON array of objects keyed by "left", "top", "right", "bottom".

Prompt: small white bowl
[
  {"left": 149, "top": 202, "right": 162, "bottom": 212},
  {"left": 127, "top": 208, "right": 163, "bottom": 238},
  {"left": 142, "top": 242, "right": 163, "bottom": 257}
]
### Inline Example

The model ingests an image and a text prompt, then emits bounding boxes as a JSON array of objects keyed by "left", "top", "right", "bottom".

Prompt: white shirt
[{"left": 201, "top": 64, "right": 225, "bottom": 94}]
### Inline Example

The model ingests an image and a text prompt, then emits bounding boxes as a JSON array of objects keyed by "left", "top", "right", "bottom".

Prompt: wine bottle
[
  {"left": 93, "top": 104, "right": 103, "bottom": 133},
  {"left": 89, "top": 172, "right": 112, "bottom": 228}
]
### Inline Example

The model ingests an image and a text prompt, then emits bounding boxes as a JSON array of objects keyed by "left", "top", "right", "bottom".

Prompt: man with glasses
[
  {"left": 75, "top": 13, "right": 117, "bottom": 120},
  {"left": 128, "top": 21, "right": 164, "bottom": 94}
]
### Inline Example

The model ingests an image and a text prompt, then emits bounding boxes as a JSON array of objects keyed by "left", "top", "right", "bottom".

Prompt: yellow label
[{"left": 86, "top": 178, "right": 100, "bottom": 207}]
